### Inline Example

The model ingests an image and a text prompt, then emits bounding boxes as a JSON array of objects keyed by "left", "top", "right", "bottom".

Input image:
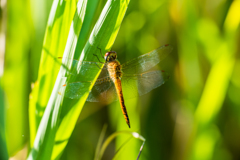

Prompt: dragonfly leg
[
  {"left": 97, "top": 47, "right": 105, "bottom": 59},
  {"left": 93, "top": 54, "right": 104, "bottom": 64},
  {"left": 94, "top": 47, "right": 105, "bottom": 69}
]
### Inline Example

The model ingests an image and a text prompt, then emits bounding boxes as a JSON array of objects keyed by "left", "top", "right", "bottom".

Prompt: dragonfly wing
[
  {"left": 87, "top": 77, "right": 118, "bottom": 103},
  {"left": 61, "top": 65, "right": 110, "bottom": 100},
  {"left": 121, "top": 70, "right": 169, "bottom": 99},
  {"left": 96, "top": 64, "right": 110, "bottom": 79},
  {"left": 60, "top": 57, "right": 109, "bottom": 80},
  {"left": 63, "top": 81, "right": 92, "bottom": 99},
  {"left": 121, "top": 44, "right": 173, "bottom": 74},
  {"left": 59, "top": 58, "right": 112, "bottom": 100},
  {"left": 64, "top": 70, "right": 169, "bottom": 100}
]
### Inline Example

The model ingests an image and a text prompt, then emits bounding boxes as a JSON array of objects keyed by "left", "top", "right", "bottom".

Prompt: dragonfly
[{"left": 60, "top": 44, "right": 172, "bottom": 128}]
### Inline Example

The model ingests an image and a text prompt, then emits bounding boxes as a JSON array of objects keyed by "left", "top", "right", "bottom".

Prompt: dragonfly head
[{"left": 104, "top": 51, "right": 117, "bottom": 62}]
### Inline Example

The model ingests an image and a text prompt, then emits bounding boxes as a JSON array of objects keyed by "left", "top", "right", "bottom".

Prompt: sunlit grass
[
  {"left": 27, "top": 0, "right": 131, "bottom": 159},
  {"left": 2, "top": 0, "right": 240, "bottom": 159},
  {"left": 29, "top": 0, "right": 78, "bottom": 147}
]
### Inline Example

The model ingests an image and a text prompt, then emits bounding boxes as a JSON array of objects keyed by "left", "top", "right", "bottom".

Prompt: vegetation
[{"left": 0, "top": 0, "right": 240, "bottom": 159}]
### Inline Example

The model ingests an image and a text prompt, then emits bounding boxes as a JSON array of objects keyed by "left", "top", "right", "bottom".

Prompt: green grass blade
[
  {"left": 94, "top": 124, "right": 108, "bottom": 160},
  {"left": 94, "top": 130, "right": 145, "bottom": 160},
  {"left": 74, "top": 0, "right": 100, "bottom": 59},
  {"left": 29, "top": 0, "right": 78, "bottom": 147},
  {"left": 3, "top": 0, "right": 31, "bottom": 156},
  {"left": 0, "top": 83, "right": 8, "bottom": 160},
  {"left": 28, "top": 0, "right": 130, "bottom": 159},
  {"left": 52, "top": 0, "right": 130, "bottom": 158},
  {"left": 27, "top": 0, "right": 87, "bottom": 159}
]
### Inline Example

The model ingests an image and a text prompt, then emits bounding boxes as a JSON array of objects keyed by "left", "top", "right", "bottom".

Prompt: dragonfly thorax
[{"left": 105, "top": 51, "right": 117, "bottom": 62}]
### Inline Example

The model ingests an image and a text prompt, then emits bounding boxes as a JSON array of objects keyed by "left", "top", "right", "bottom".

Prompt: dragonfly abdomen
[{"left": 114, "top": 78, "right": 130, "bottom": 128}]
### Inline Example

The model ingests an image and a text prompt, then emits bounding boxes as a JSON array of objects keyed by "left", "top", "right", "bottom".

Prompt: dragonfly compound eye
[{"left": 105, "top": 51, "right": 117, "bottom": 62}]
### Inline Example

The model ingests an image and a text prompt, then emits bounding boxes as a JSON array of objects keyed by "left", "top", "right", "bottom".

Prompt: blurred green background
[{"left": 1, "top": 0, "right": 240, "bottom": 159}]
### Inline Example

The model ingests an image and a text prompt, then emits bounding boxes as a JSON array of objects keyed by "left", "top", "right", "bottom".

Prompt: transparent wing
[
  {"left": 59, "top": 58, "right": 110, "bottom": 99},
  {"left": 121, "top": 70, "right": 169, "bottom": 99},
  {"left": 61, "top": 73, "right": 111, "bottom": 100},
  {"left": 121, "top": 44, "right": 173, "bottom": 74},
  {"left": 86, "top": 70, "right": 169, "bottom": 102},
  {"left": 62, "top": 81, "right": 92, "bottom": 99},
  {"left": 86, "top": 77, "right": 118, "bottom": 102},
  {"left": 59, "top": 57, "right": 109, "bottom": 79},
  {"left": 96, "top": 64, "right": 110, "bottom": 79}
]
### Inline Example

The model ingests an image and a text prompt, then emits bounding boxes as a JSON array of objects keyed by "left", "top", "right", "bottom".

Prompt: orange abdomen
[{"left": 114, "top": 78, "right": 130, "bottom": 128}]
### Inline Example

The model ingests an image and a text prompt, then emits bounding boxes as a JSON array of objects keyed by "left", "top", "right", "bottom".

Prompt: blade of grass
[
  {"left": 27, "top": 0, "right": 88, "bottom": 159},
  {"left": 113, "top": 132, "right": 145, "bottom": 160},
  {"left": 0, "top": 83, "right": 8, "bottom": 160},
  {"left": 94, "top": 124, "right": 108, "bottom": 160},
  {"left": 95, "top": 130, "right": 145, "bottom": 160},
  {"left": 52, "top": 0, "right": 130, "bottom": 158},
  {"left": 74, "top": 0, "right": 100, "bottom": 59},
  {"left": 29, "top": 0, "right": 130, "bottom": 159},
  {"left": 4, "top": 0, "right": 31, "bottom": 156},
  {"left": 51, "top": 1, "right": 101, "bottom": 158},
  {"left": 29, "top": 0, "right": 78, "bottom": 147}
]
